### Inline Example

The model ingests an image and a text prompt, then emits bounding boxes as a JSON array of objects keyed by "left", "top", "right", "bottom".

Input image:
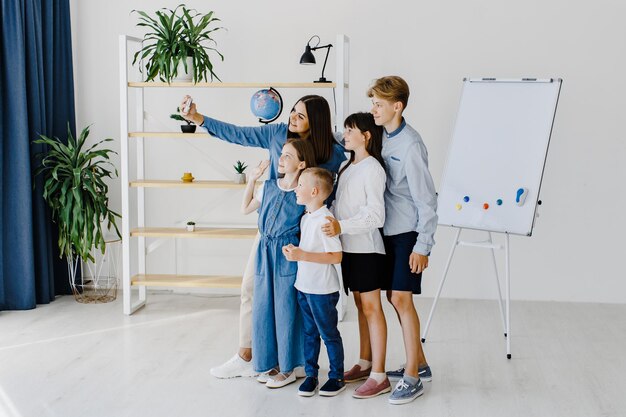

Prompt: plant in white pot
[
  {"left": 132, "top": 4, "right": 225, "bottom": 83},
  {"left": 186, "top": 221, "right": 196, "bottom": 232},
  {"left": 233, "top": 160, "right": 247, "bottom": 184},
  {"left": 35, "top": 124, "right": 121, "bottom": 303}
]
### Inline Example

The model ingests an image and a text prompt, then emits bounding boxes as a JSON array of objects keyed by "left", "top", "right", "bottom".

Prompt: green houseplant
[
  {"left": 132, "top": 4, "right": 224, "bottom": 83},
  {"left": 233, "top": 160, "right": 247, "bottom": 184},
  {"left": 35, "top": 124, "right": 121, "bottom": 302},
  {"left": 171, "top": 107, "right": 196, "bottom": 133}
]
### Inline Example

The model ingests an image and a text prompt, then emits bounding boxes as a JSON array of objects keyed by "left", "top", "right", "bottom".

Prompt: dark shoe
[
  {"left": 386, "top": 366, "right": 405, "bottom": 380},
  {"left": 386, "top": 364, "right": 433, "bottom": 382},
  {"left": 344, "top": 364, "right": 371, "bottom": 383},
  {"left": 419, "top": 365, "right": 432, "bottom": 382},
  {"left": 298, "top": 376, "right": 319, "bottom": 397},
  {"left": 319, "top": 378, "right": 346, "bottom": 397}
]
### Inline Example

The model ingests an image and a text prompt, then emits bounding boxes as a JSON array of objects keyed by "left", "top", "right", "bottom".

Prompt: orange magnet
[{"left": 483, "top": 203, "right": 489, "bottom": 210}]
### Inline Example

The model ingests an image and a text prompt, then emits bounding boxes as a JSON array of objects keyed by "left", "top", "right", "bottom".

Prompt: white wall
[{"left": 70, "top": 0, "right": 626, "bottom": 304}]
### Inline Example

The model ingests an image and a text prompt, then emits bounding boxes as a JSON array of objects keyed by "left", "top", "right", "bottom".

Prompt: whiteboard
[{"left": 437, "top": 78, "right": 562, "bottom": 236}]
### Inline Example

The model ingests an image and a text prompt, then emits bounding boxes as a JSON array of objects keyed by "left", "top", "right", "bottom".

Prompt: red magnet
[{"left": 483, "top": 203, "right": 489, "bottom": 210}]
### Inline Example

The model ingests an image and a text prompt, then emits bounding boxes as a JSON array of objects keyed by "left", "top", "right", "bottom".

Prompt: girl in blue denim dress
[{"left": 241, "top": 138, "right": 317, "bottom": 388}]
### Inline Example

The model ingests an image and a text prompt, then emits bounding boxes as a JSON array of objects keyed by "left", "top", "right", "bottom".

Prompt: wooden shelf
[
  {"left": 130, "top": 227, "right": 258, "bottom": 239},
  {"left": 119, "top": 35, "right": 349, "bottom": 314},
  {"left": 129, "top": 132, "right": 210, "bottom": 138},
  {"left": 131, "top": 274, "right": 242, "bottom": 288},
  {"left": 128, "top": 81, "right": 337, "bottom": 88},
  {"left": 130, "top": 180, "right": 257, "bottom": 189}
]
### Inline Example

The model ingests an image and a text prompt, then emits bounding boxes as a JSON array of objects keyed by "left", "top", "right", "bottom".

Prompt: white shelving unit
[{"left": 119, "top": 34, "right": 350, "bottom": 315}]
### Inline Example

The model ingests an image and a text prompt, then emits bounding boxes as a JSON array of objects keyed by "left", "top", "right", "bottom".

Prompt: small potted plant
[
  {"left": 233, "top": 160, "right": 247, "bottom": 184},
  {"left": 186, "top": 221, "right": 196, "bottom": 232},
  {"left": 171, "top": 108, "right": 196, "bottom": 133}
]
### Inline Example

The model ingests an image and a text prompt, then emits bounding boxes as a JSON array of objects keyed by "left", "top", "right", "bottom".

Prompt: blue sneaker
[
  {"left": 418, "top": 365, "right": 432, "bottom": 382},
  {"left": 386, "top": 365, "right": 433, "bottom": 382},
  {"left": 298, "top": 376, "right": 319, "bottom": 397},
  {"left": 386, "top": 366, "right": 404, "bottom": 380},
  {"left": 319, "top": 378, "right": 346, "bottom": 397},
  {"left": 388, "top": 378, "right": 424, "bottom": 405}
]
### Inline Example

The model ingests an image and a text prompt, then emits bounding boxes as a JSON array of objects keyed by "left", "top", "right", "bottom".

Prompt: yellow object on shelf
[{"left": 181, "top": 172, "right": 194, "bottom": 182}]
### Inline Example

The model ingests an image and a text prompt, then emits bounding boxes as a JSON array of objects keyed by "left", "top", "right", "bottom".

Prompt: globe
[{"left": 250, "top": 88, "right": 283, "bottom": 124}]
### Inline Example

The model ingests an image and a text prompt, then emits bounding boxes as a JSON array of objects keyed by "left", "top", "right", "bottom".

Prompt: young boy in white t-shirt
[{"left": 282, "top": 167, "right": 345, "bottom": 397}]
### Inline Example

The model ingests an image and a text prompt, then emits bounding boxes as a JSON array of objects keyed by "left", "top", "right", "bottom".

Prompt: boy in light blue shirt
[{"left": 368, "top": 76, "right": 438, "bottom": 405}]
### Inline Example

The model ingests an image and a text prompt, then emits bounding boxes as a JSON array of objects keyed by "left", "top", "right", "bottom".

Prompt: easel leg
[
  {"left": 505, "top": 233, "right": 511, "bottom": 359},
  {"left": 488, "top": 232, "right": 507, "bottom": 336},
  {"left": 422, "top": 227, "right": 462, "bottom": 343}
]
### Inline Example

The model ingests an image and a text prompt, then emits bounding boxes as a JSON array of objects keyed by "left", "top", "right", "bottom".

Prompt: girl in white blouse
[{"left": 322, "top": 112, "right": 391, "bottom": 399}]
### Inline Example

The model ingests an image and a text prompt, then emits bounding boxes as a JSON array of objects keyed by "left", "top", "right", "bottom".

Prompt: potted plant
[
  {"left": 171, "top": 108, "right": 196, "bottom": 133},
  {"left": 186, "top": 221, "right": 196, "bottom": 232},
  {"left": 132, "top": 4, "right": 225, "bottom": 83},
  {"left": 233, "top": 160, "right": 247, "bottom": 184},
  {"left": 35, "top": 124, "right": 121, "bottom": 303}
]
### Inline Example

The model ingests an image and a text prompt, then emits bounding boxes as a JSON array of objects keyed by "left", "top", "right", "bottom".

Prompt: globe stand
[{"left": 253, "top": 87, "right": 283, "bottom": 125}]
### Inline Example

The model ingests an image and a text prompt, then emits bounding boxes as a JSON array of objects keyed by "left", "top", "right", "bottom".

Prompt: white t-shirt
[
  {"left": 294, "top": 206, "right": 343, "bottom": 295},
  {"left": 331, "top": 156, "right": 386, "bottom": 254}
]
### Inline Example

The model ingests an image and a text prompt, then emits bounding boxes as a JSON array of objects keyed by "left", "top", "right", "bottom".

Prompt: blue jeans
[{"left": 297, "top": 291, "right": 344, "bottom": 379}]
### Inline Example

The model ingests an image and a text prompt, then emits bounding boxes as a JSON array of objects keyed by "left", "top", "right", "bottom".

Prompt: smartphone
[{"left": 183, "top": 97, "right": 193, "bottom": 113}]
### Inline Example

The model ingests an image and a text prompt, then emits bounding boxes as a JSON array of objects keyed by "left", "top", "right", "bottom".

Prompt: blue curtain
[{"left": 0, "top": 0, "right": 76, "bottom": 310}]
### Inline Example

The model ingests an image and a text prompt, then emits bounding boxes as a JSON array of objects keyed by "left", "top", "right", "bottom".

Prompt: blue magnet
[
  {"left": 496, "top": 199, "right": 503, "bottom": 206},
  {"left": 516, "top": 188, "right": 528, "bottom": 206},
  {"left": 463, "top": 196, "right": 470, "bottom": 202}
]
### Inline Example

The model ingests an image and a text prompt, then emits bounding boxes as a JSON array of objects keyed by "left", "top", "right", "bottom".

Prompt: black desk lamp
[{"left": 299, "top": 35, "right": 333, "bottom": 83}]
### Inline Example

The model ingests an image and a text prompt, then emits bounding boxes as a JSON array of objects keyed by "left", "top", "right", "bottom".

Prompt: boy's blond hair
[
  {"left": 302, "top": 167, "right": 334, "bottom": 200},
  {"left": 367, "top": 76, "right": 410, "bottom": 110}
]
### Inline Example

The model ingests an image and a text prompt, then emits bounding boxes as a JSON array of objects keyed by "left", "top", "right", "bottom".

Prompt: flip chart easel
[{"left": 422, "top": 78, "right": 562, "bottom": 358}]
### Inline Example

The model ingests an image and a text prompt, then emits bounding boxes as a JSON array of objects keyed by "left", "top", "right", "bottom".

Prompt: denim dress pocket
[{"left": 279, "top": 258, "right": 298, "bottom": 278}]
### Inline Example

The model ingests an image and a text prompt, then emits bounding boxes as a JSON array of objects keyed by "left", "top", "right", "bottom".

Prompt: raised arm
[
  {"left": 180, "top": 95, "right": 285, "bottom": 149},
  {"left": 241, "top": 160, "right": 270, "bottom": 215}
]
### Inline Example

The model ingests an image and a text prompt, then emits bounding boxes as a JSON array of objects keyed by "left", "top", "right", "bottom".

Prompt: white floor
[{"left": 1, "top": 292, "right": 625, "bottom": 417}]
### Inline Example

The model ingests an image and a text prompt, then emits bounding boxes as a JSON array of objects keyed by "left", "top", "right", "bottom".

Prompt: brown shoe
[
  {"left": 352, "top": 377, "right": 392, "bottom": 399},
  {"left": 343, "top": 364, "right": 371, "bottom": 383}
]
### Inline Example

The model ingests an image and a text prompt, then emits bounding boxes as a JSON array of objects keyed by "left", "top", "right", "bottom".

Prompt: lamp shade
[{"left": 299, "top": 45, "right": 316, "bottom": 65}]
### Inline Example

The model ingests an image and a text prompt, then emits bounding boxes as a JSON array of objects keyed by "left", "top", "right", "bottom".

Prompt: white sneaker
[
  {"left": 257, "top": 368, "right": 279, "bottom": 383},
  {"left": 210, "top": 355, "right": 258, "bottom": 379},
  {"left": 294, "top": 366, "right": 306, "bottom": 378},
  {"left": 266, "top": 372, "right": 297, "bottom": 389}
]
